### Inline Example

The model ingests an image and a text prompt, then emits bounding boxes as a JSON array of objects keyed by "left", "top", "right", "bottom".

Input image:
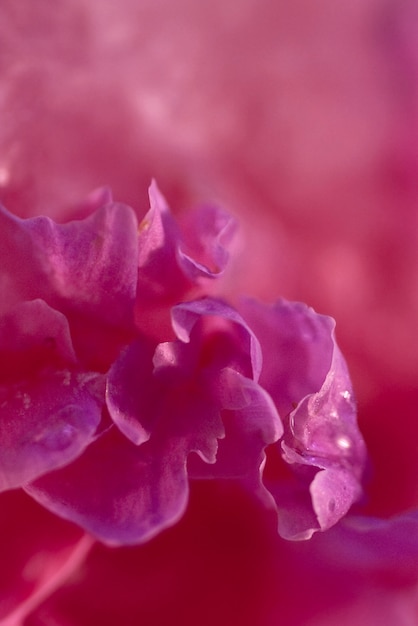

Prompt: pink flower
[
  {"left": 0, "top": 176, "right": 371, "bottom": 622},
  {"left": 1, "top": 0, "right": 418, "bottom": 624},
  {"left": 2, "top": 176, "right": 361, "bottom": 552}
]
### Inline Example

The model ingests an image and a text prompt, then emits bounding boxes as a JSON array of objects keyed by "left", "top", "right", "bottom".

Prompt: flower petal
[
  {"left": 0, "top": 300, "right": 105, "bottom": 490},
  {"left": 172, "top": 297, "right": 263, "bottom": 380},
  {"left": 105, "top": 296, "right": 281, "bottom": 535},
  {"left": 241, "top": 298, "right": 367, "bottom": 539},
  {"left": 177, "top": 202, "right": 237, "bottom": 281},
  {"left": 0, "top": 199, "right": 139, "bottom": 328},
  {"left": 107, "top": 336, "right": 225, "bottom": 457},
  {"left": 188, "top": 367, "right": 282, "bottom": 495},
  {"left": 135, "top": 183, "right": 237, "bottom": 337},
  {"left": 0, "top": 299, "right": 76, "bottom": 378},
  {"left": 137, "top": 181, "right": 185, "bottom": 298},
  {"left": 25, "top": 428, "right": 190, "bottom": 546},
  {"left": 0, "top": 368, "right": 104, "bottom": 491},
  {"left": 321, "top": 510, "right": 418, "bottom": 582},
  {"left": 141, "top": 181, "right": 236, "bottom": 282}
]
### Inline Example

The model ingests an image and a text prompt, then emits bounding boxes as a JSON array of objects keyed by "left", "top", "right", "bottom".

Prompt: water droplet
[
  {"left": 336, "top": 435, "right": 351, "bottom": 450},
  {"left": 340, "top": 390, "right": 351, "bottom": 400}
]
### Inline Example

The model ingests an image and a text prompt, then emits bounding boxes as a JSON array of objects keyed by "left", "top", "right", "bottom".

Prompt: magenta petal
[
  {"left": 33, "top": 297, "right": 283, "bottom": 545},
  {"left": 188, "top": 368, "right": 282, "bottom": 491},
  {"left": 137, "top": 182, "right": 236, "bottom": 302},
  {"left": 310, "top": 467, "right": 362, "bottom": 531},
  {"left": 172, "top": 297, "right": 263, "bottom": 381},
  {"left": 240, "top": 298, "right": 336, "bottom": 416},
  {"left": 177, "top": 203, "right": 238, "bottom": 281},
  {"left": 321, "top": 510, "right": 418, "bottom": 581},
  {"left": 0, "top": 369, "right": 104, "bottom": 491},
  {"left": 0, "top": 200, "right": 139, "bottom": 327},
  {"left": 269, "top": 483, "right": 319, "bottom": 541},
  {"left": 24, "top": 428, "right": 190, "bottom": 546},
  {"left": 106, "top": 338, "right": 161, "bottom": 445},
  {"left": 241, "top": 298, "right": 366, "bottom": 538},
  {"left": 137, "top": 181, "right": 179, "bottom": 282},
  {"left": 0, "top": 299, "right": 105, "bottom": 489},
  {"left": 108, "top": 297, "right": 281, "bottom": 518},
  {"left": 135, "top": 184, "right": 237, "bottom": 339},
  {"left": 108, "top": 297, "right": 265, "bottom": 449},
  {"left": 0, "top": 299, "right": 76, "bottom": 376},
  {"left": 284, "top": 343, "right": 365, "bottom": 473},
  {"left": 107, "top": 337, "right": 225, "bottom": 457},
  {"left": 136, "top": 181, "right": 195, "bottom": 303}
]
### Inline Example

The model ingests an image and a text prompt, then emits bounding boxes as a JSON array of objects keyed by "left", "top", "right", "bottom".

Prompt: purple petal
[
  {"left": 310, "top": 467, "right": 362, "bottom": 531},
  {"left": 137, "top": 181, "right": 184, "bottom": 297},
  {"left": 107, "top": 336, "right": 225, "bottom": 457},
  {"left": 0, "top": 369, "right": 104, "bottom": 491},
  {"left": 32, "top": 296, "right": 282, "bottom": 544},
  {"left": 105, "top": 338, "right": 157, "bottom": 446},
  {"left": 109, "top": 297, "right": 264, "bottom": 447},
  {"left": 137, "top": 182, "right": 236, "bottom": 305},
  {"left": 24, "top": 428, "right": 191, "bottom": 546},
  {"left": 0, "top": 300, "right": 105, "bottom": 490},
  {"left": 0, "top": 200, "right": 139, "bottom": 328},
  {"left": 320, "top": 510, "right": 418, "bottom": 581},
  {"left": 135, "top": 184, "right": 237, "bottom": 340},
  {"left": 177, "top": 202, "right": 238, "bottom": 281},
  {"left": 105, "top": 297, "right": 281, "bottom": 537},
  {"left": 171, "top": 297, "right": 263, "bottom": 381},
  {"left": 240, "top": 298, "right": 335, "bottom": 415},
  {"left": 0, "top": 299, "right": 76, "bottom": 378},
  {"left": 241, "top": 298, "right": 366, "bottom": 539},
  {"left": 187, "top": 367, "right": 282, "bottom": 495}
]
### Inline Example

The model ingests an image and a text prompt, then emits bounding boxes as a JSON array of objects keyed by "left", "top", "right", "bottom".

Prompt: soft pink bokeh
[{"left": 1, "top": 0, "right": 418, "bottom": 624}]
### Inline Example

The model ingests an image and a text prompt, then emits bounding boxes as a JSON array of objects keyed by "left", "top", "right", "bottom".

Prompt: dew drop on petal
[{"left": 335, "top": 435, "right": 351, "bottom": 450}]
